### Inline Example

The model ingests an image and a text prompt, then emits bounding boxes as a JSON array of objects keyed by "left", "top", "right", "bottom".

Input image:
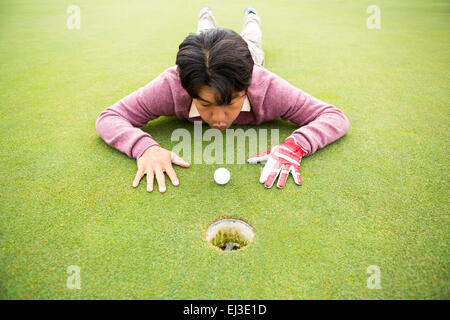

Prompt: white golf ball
[{"left": 214, "top": 168, "right": 230, "bottom": 185}]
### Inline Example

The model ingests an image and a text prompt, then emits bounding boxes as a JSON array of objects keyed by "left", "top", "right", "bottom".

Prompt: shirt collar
[{"left": 189, "top": 96, "right": 251, "bottom": 118}]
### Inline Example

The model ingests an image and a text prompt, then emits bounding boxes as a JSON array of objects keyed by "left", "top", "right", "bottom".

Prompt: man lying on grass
[{"left": 95, "top": 7, "right": 349, "bottom": 193}]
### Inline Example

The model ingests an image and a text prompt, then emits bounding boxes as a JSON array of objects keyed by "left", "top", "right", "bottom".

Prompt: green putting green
[{"left": 0, "top": 0, "right": 448, "bottom": 299}]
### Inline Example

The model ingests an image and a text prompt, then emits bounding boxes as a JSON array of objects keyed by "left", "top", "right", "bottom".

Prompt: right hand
[
  {"left": 132, "top": 146, "right": 190, "bottom": 193},
  {"left": 247, "top": 136, "right": 307, "bottom": 188}
]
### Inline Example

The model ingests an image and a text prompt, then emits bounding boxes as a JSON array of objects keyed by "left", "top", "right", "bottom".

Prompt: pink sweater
[{"left": 96, "top": 65, "right": 349, "bottom": 159}]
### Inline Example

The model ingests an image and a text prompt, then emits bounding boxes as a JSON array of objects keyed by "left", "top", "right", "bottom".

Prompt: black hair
[{"left": 176, "top": 28, "right": 254, "bottom": 106}]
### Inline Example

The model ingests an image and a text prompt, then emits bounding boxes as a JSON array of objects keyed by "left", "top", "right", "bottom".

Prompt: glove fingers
[
  {"left": 247, "top": 154, "right": 269, "bottom": 164},
  {"left": 259, "top": 156, "right": 276, "bottom": 183},
  {"left": 265, "top": 167, "right": 281, "bottom": 188},
  {"left": 291, "top": 165, "right": 302, "bottom": 185},
  {"left": 247, "top": 148, "right": 271, "bottom": 164},
  {"left": 276, "top": 165, "right": 290, "bottom": 188}
]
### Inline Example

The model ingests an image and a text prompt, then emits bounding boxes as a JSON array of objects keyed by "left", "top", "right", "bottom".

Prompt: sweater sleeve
[
  {"left": 263, "top": 74, "right": 350, "bottom": 155},
  {"left": 95, "top": 69, "right": 176, "bottom": 159}
]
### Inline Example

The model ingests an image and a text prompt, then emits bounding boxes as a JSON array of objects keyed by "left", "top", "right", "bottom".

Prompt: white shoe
[
  {"left": 199, "top": 6, "right": 213, "bottom": 18},
  {"left": 197, "top": 6, "right": 216, "bottom": 33},
  {"left": 244, "top": 7, "right": 258, "bottom": 16}
]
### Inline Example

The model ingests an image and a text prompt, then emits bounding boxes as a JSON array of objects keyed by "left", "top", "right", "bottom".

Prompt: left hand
[{"left": 247, "top": 136, "right": 307, "bottom": 188}]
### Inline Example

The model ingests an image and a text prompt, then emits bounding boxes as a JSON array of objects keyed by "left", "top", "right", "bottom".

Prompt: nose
[{"left": 210, "top": 108, "right": 227, "bottom": 125}]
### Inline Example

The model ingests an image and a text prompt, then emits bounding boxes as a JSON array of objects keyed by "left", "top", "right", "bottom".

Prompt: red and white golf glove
[{"left": 247, "top": 136, "right": 307, "bottom": 188}]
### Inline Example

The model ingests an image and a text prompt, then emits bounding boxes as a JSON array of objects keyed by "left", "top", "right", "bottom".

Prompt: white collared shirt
[{"left": 188, "top": 96, "right": 252, "bottom": 118}]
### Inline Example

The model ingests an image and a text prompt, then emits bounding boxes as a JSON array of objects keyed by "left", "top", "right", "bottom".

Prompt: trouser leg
[
  {"left": 240, "top": 13, "right": 265, "bottom": 66},
  {"left": 197, "top": 7, "right": 217, "bottom": 33}
]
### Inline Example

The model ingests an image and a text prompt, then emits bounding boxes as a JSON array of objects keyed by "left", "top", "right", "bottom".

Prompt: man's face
[{"left": 193, "top": 86, "right": 246, "bottom": 130}]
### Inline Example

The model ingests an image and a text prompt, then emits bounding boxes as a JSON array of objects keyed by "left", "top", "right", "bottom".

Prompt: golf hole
[{"left": 206, "top": 219, "right": 255, "bottom": 252}]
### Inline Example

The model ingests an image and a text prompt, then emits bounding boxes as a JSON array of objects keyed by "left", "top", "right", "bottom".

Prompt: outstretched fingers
[
  {"left": 171, "top": 152, "right": 190, "bottom": 167},
  {"left": 146, "top": 169, "right": 154, "bottom": 192},
  {"left": 165, "top": 165, "right": 179, "bottom": 187},
  {"left": 291, "top": 165, "right": 302, "bottom": 185},
  {"left": 276, "top": 165, "right": 290, "bottom": 189},
  {"left": 259, "top": 156, "right": 276, "bottom": 184},
  {"left": 154, "top": 168, "right": 166, "bottom": 193},
  {"left": 248, "top": 148, "right": 272, "bottom": 164},
  {"left": 264, "top": 167, "right": 282, "bottom": 188},
  {"left": 132, "top": 169, "right": 145, "bottom": 188}
]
